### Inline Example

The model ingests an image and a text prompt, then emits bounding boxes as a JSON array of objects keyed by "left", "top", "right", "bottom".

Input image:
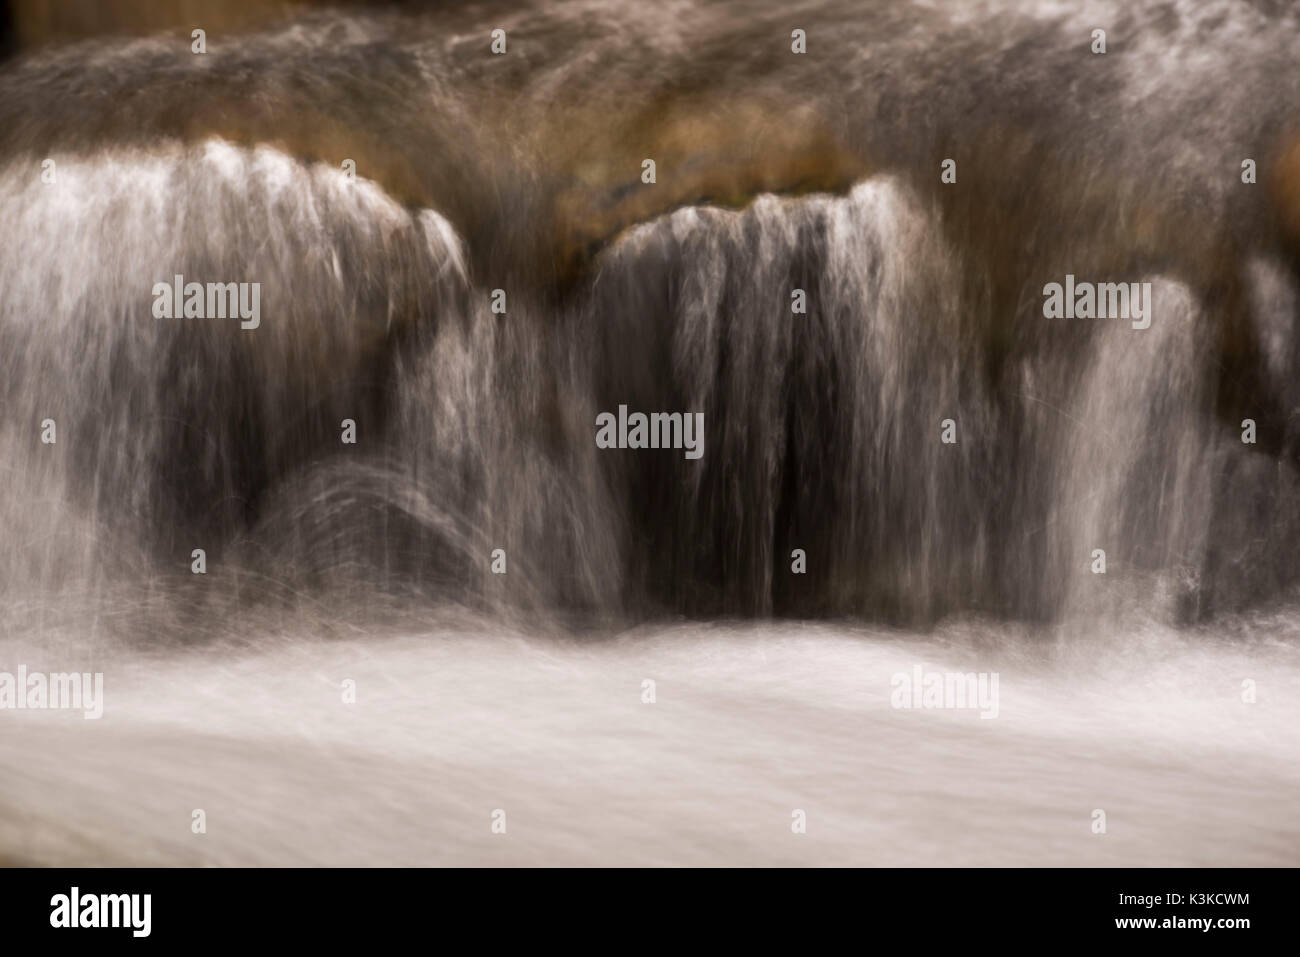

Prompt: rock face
[
  {"left": 1274, "top": 129, "right": 1300, "bottom": 252},
  {"left": 545, "top": 95, "right": 867, "bottom": 283},
  {"left": 2, "top": 0, "right": 307, "bottom": 51},
  {"left": 0, "top": 6, "right": 872, "bottom": 288}
]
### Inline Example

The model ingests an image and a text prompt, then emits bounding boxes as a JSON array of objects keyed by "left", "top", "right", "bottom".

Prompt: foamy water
[{"left": 2, "top": 616, "right": 1296, "bottom": 866}]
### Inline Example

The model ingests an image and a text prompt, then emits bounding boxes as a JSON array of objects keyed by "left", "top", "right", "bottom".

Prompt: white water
[{"left": 2, "top": 617, "right": 1297, "bottom": 866}]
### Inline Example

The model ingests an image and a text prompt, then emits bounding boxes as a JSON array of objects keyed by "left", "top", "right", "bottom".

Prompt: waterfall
[
  {"left": 1, "top": 0, "right": 1298, "bottom": 868},
  {"left": 2, "top": 142, "right": 1298, "bottom": 627}
]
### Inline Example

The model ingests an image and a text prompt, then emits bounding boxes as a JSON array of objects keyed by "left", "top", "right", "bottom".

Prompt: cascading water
[{"left": 0, "top": 0, "right": 1298, "bottom": 866}]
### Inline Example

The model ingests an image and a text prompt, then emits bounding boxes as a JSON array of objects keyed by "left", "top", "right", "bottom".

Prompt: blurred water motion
[{"left": 0, "top": 0, "right": 1298, "bottom": 865}]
